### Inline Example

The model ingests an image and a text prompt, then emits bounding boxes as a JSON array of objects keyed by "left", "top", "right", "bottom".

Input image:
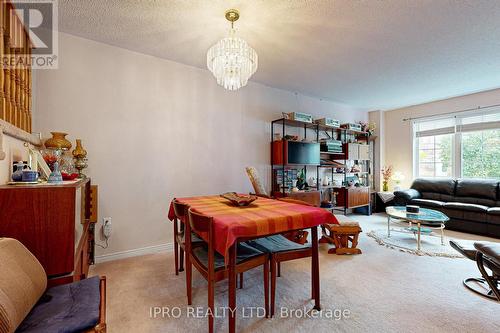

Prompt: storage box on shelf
[{"left": 270, "top": 118, "right": 372, "bottom": 214}]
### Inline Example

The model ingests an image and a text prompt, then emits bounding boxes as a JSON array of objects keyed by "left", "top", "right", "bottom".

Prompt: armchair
[
  {"left": 0, "top": 238, "right": 107, "bottom": 333},
  {"left": 450, "top": 239, "right": 500, "bottom": 301}
]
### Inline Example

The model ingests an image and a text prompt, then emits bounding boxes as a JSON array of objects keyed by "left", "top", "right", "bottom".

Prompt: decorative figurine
[{"left": 48, "top": 162, "right": 63, "bottom": 183}]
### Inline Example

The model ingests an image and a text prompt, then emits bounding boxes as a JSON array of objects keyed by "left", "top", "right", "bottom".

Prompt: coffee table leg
[
  {"left": 387, "top": 216, "right": 391, "bottom": 237},
  {"left": 440, "top": 224, "right": 445, "bottom": 245},
  {"left": 417, "top": 222, "right": 421, "bottom": 251}
]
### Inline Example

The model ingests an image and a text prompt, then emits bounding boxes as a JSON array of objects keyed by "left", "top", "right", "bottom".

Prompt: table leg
[
  {"left": 417, "top": 223, "right": 421, "bottom": 251},
  {"left": 311, "top": 226, "right": 321, "bottom": 311},
  {"left": 228, "top": 244, "right": 237, "bottom": 333},
  {"left": 440, "top": 224, "right": 445, "bottom": 245},
  {"left": 387, "top": 216, "right": 391, "bottom": 237}
]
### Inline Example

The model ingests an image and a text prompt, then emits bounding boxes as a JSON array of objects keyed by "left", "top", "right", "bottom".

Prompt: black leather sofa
[{"left": 394, "top": 178, "right": 500, "bottom": 238}]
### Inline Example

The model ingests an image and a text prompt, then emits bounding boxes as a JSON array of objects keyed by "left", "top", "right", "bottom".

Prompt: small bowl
[{"left": 22, "top": 170, "right": 38, "bottom": 182}]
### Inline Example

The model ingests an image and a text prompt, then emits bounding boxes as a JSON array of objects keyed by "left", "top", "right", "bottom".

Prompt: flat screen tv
[{"left": 287, "top": 141, "right": 320, "bottom": 165}]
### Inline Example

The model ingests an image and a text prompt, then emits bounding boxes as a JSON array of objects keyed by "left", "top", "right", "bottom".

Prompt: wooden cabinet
[
  {"left": 0, "top": 179, "right": 94, "bottom": 285},
  {"left": 346, "top": 143, "right": 370, "bottom": 160},
  {"left": 336, "top": 186, "right": 370, "bottom": 209}
]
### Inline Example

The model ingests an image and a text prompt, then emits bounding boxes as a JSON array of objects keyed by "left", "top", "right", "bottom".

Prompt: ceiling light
[{"left": 207, "top": 9, "right": 258, "bottom": 91}]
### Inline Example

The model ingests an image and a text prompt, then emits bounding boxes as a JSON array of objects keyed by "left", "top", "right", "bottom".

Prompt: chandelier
[{"left": 207, "top": 9, "right": 258, "bottom": 91}]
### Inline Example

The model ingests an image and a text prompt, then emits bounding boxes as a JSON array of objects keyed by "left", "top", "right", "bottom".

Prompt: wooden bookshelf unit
[{"left": 271, "top": 117, "right": 373, "bottom": 215}]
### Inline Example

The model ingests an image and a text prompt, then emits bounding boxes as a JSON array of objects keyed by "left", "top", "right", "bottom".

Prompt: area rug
[{"left": 367, "top": 229, "right": 464, "bottom": 258}]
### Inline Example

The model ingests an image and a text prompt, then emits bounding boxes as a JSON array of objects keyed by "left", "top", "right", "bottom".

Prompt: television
[{"left": 287, "top": 141, "right": 320, "bottom": 165}]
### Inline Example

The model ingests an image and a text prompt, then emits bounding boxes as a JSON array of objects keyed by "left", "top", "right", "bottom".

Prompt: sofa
[{"left": 394, "top": 178, "right": 500, "bottom": 238}]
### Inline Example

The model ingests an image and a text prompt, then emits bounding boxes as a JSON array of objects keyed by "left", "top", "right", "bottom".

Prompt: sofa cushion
[
  {"left": 455, "top": 178, "right": 499, "bottom": 201},
  {"left": 17, "top": 276, "right": 100, "bottom": 333},
  {"left": 409, "top": 198, "right": 445, "bottom": 208},
  {"left": 0, "top": 238, "right": 47, "bottom": 333},
  {"left": 443, "top": 202, "right": 489, "bottom": 212},
  {"left": 487, "top": 207, "right": 500, "bottom": 225},
  {"left": 411, "top": 178, "right": 456, "bottom": 195},
  {"left": 447, "top": 196, "right": 497, "bottom": 207}
]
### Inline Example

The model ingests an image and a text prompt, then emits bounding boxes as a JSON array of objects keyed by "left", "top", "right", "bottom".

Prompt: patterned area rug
[{"left": 367, "top": 229, "right": 464, "bottom": 258}]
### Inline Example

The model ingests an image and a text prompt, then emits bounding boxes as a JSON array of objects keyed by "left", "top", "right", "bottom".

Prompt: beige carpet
[{"left": 90, "top": 214, "right": 500, "bottom": 333}]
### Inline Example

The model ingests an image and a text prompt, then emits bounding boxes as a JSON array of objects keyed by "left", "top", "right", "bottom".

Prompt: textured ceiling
[{"left": 58, "top": 0, "right": 500, "bottom": 110}]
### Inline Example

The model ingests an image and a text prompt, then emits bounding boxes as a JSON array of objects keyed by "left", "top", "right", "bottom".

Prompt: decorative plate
[{"left": 220, "top": 192, "right": 258, "bottom": 206}]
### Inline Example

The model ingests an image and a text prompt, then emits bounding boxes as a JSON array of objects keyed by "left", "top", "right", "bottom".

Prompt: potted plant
[{"left": 381, "top": 165, "right": 393, "bottom": 192}]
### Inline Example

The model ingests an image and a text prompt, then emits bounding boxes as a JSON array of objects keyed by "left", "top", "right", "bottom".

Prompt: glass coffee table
[{"left": 386, "top": 206, "right": 449, "bottom": 251}]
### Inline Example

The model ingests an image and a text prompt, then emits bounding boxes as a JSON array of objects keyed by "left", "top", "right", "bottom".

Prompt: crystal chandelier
[{"left": 207, "top": 9, "right": 258, "bottom": 91}]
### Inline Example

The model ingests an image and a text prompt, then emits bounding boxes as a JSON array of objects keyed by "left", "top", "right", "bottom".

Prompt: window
[
  {"left": 413, "top": 109, "right": 500, "bottom": 179},
  {"left": 462, "top": 129, "right": 500, "bottom": 178},
  {"left": 417, "top": 134, "right": 453, "bottom": 177}
]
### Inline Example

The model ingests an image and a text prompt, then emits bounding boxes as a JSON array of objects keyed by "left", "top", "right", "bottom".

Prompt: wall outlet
[{"left": 103, "top": 217, "right": 112, "bottom": 238}]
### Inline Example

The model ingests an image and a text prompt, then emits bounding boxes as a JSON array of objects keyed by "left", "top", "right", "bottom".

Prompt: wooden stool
[{"left": 320, "top": 216, "right": 362, "bottom": 255}]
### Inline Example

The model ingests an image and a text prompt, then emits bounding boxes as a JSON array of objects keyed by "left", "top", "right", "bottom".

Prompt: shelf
[
  {"left": 318, "top": 165, "right": 345, "bottom": 168},
  {"left": 272, "top": 118, "right": 317, "bottom": 129},
  {"left": 317, "top": 124, "right": 343, "bottom": 132},
  {"left": 320, "top": 151, "right": 344, "bottom": 155},
  {"left": 272, "top": 118, "right": 370, "bottom": 136},
  {"left": 272, "top": 164, "right": 320, "bottom": 169},
  {"left": 344, "top": 128, "right": 369, "bottom": 135}
]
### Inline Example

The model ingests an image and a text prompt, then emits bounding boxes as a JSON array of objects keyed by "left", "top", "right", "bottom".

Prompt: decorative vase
[
  {"left": 382, "top": 181, "right": 389, "bottom": 192},
  {"left": 45, "top": 132, "right": 72, "bottom": 150},
  {"left": 72, "top": 139, "right": 87, "bottom": 158}
]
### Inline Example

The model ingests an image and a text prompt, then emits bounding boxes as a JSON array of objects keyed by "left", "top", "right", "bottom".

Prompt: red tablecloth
[{"left": 168, "top": 195, "right": 338, "bottom": 257}]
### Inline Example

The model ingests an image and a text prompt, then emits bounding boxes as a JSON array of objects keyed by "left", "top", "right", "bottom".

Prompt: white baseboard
[{"left": 95, "top": 242, "right": 174, "bottom": 264}]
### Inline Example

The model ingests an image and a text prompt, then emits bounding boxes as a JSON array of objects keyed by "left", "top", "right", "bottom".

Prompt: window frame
[{"left": 412, "top": 109, "right": 500, "bottom": 179}]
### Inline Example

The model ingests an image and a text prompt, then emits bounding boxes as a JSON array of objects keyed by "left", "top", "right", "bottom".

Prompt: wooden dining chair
[
  {"left": 247, "top": 197, "right": 315, "bottom": 317},
  {"left": 172, "top": 199, "right": 204, "bottom": 275},
  {"left": 186, "top": 208, "right": 269, "bottom": 333}
]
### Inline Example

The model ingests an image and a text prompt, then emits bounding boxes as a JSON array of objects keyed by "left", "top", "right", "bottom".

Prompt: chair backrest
[
  {"left": 278, "top": 197, "right": 314, "bottom": 206},
  {"left": 172, "top": 199, "right": 189, "bottom": 222},
  {"left": 0, "top": 238, "right": 47, "bottom": 333},
  {"left": 188, "top": 208, "right": 212, "bottom": 234},
  {"left": 187, "top": 209, "right": 216, "bottom": 273},
  {"left": 245, "top": 167, "right": 268, "bottom": 197}
]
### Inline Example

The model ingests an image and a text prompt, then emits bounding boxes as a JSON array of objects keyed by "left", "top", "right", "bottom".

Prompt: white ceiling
[{"left": 58, "top": 0, "right": 500, "bottom": 110}]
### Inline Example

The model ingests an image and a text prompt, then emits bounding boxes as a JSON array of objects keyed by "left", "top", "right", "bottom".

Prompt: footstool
[{"left": 320, "top": 216, "right": 362, "bottom": 255}]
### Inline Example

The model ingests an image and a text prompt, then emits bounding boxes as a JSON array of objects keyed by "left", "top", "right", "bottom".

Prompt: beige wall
[
  {"left": 33, "top": 33, "right": 368, "bottom": 257},
  {"left": 383, "top": 88, "right": 500, "bottom": 189}
]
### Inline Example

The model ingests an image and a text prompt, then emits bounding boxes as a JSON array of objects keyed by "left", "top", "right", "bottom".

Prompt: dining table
[{"left": 168, "top": 194, "right": 338, "bottom": 332}]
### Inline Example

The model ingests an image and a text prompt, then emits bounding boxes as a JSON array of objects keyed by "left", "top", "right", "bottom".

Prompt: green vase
[{"left": 382, "top": 181, "right": 389, "bottom": 192}]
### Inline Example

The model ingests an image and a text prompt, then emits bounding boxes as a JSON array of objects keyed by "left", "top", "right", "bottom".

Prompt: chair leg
[
  {"left": 174, "top": 240, "right": 179, "bottom": 276},
  {"left": 270, "top": 256, "right": 277, "bottom": 318},
  {"left": 186, "top": 255, "right": 192, "bottom": 305},
  {"left": 179, "top": 248, "right": 184, "bottom": 272},
  {"left": 264, "top": 260, "right": 269, "bottom": 318},
  {"left": 277, "top": 261, "right": 281, "bottom": 277},
  {"left": 476, "top": 252, "right": 500, "bottom": 301},
  {"left": 239, "top": 273, "right": 244, "bottom": 289},
  {"left": 311, "top": 257, "right": 315, "bottom": 300},
  {"left": 208, "top": 276, "right": 215, "bottom": 333},
  {"left": 174, "top": 221, "right": 179, "bottom": 275}
]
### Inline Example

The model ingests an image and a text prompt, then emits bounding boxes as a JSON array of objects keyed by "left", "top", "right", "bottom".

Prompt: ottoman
[{"left": 320, "top": 216, "right": 362, "bottom": 255}]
